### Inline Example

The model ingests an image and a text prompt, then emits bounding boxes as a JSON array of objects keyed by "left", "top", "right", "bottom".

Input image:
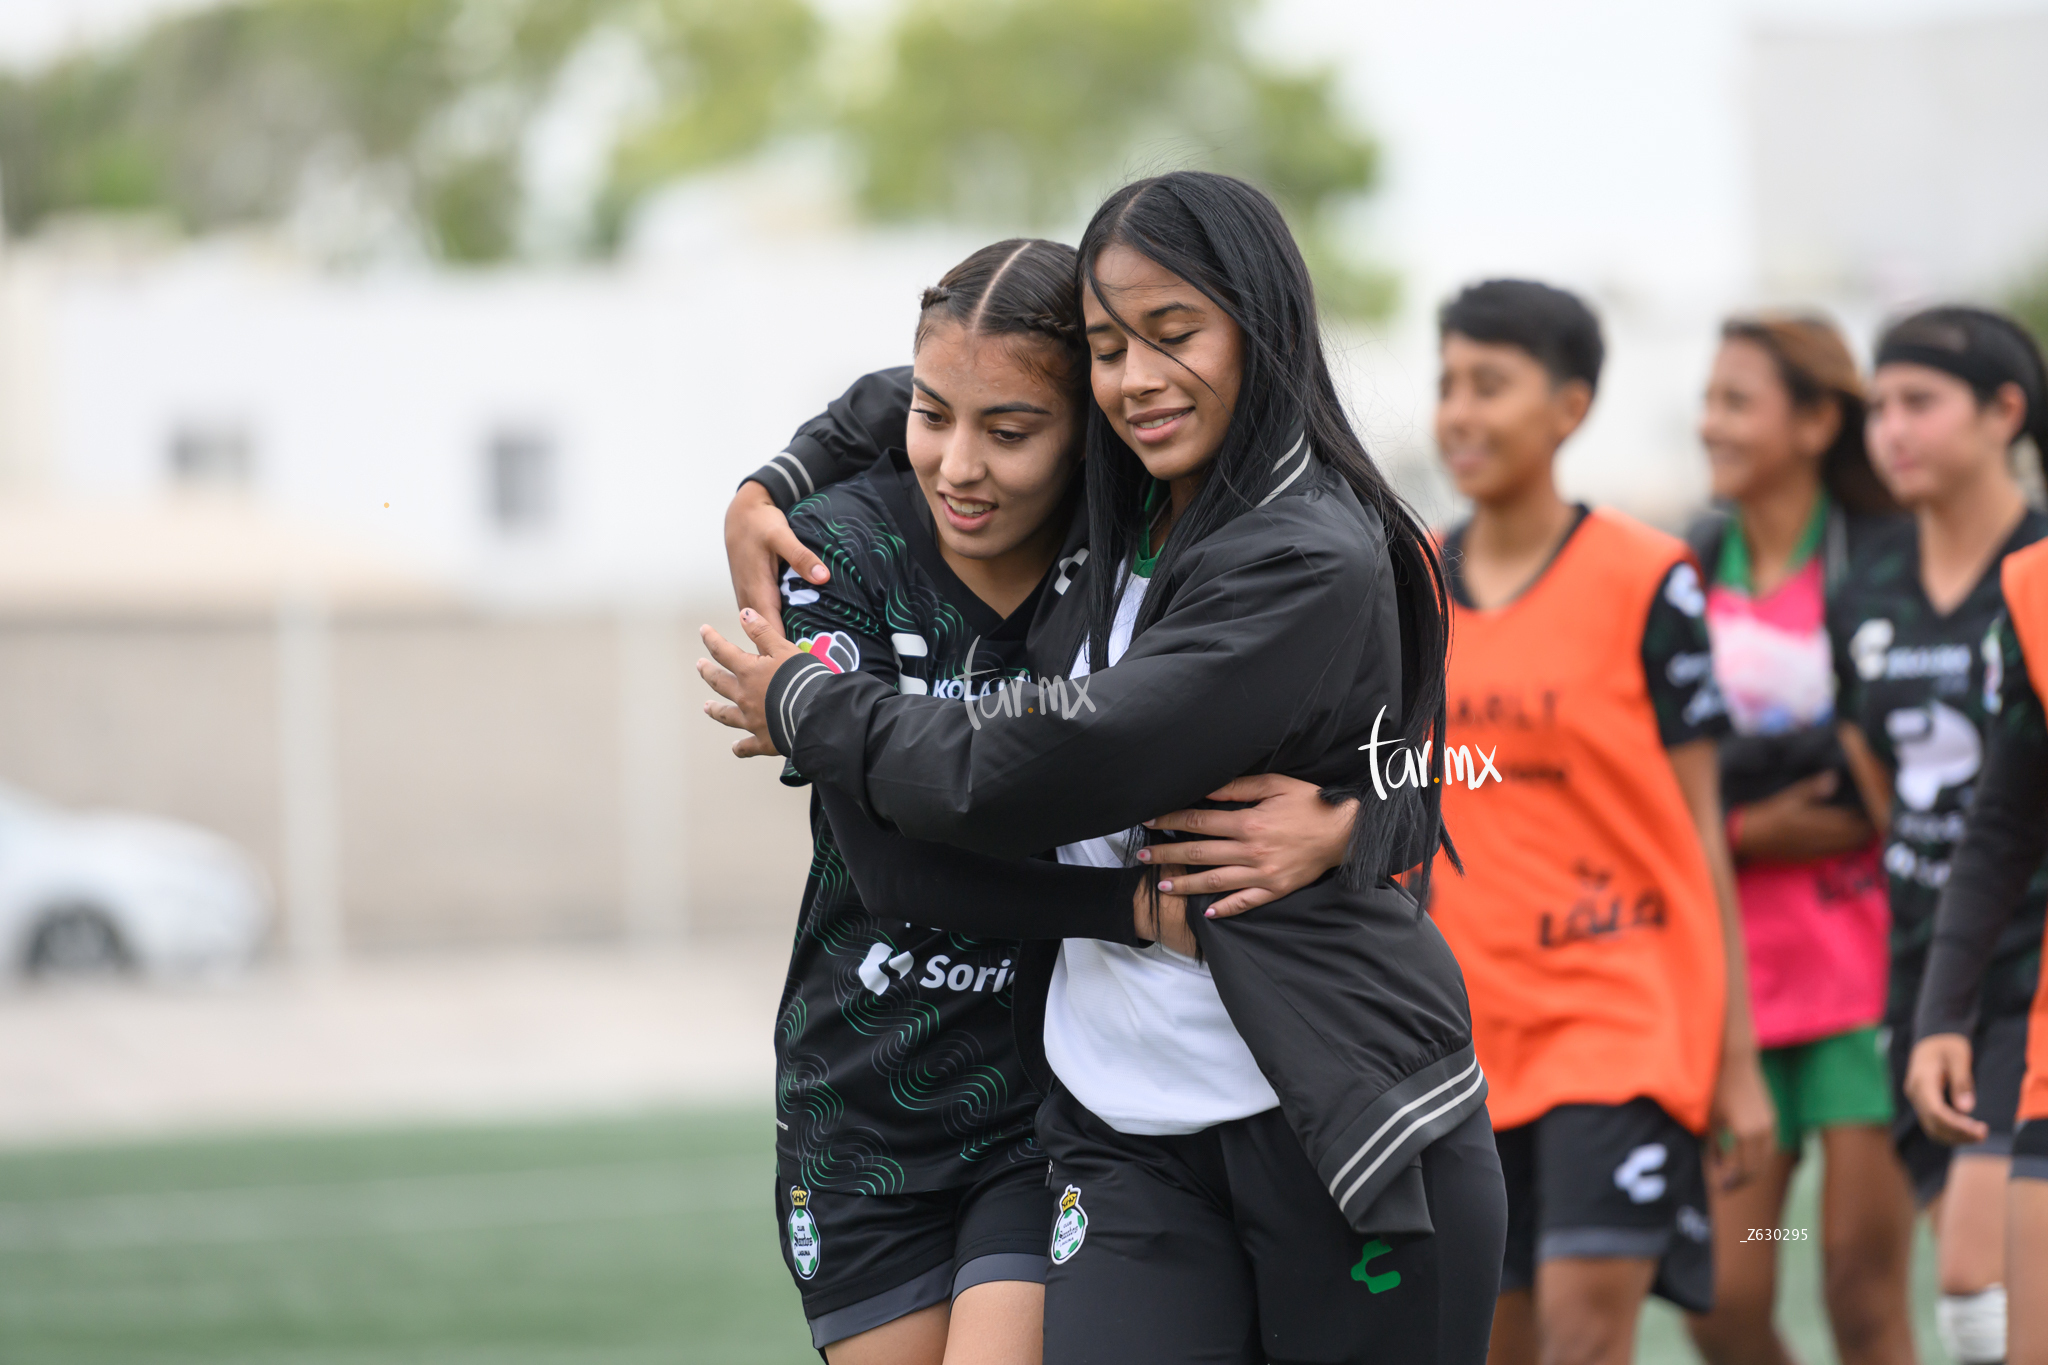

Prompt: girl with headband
[{"left": 1830, "top": 306, "right": 2048, "bottom": 1365}]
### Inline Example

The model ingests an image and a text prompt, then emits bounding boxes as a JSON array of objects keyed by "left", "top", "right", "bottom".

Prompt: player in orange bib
[{"left": 1424, "top": 281, "right": 1776, "bottom": 1365}]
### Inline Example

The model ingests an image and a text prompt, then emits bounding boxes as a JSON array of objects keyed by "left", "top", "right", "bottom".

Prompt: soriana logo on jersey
[{"left": 795, "top": 630, "right": 860, "bottom": 674}]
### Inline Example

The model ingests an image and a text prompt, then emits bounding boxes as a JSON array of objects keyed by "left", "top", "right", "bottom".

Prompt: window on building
[
  {"left": 487, "top": 428, "right": 556, "bottom": 532},
  {"left": 168, "top": 424, "right": 255, "bottom": 488}
]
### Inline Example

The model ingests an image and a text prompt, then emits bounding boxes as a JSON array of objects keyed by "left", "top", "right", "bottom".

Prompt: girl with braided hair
[{"left": 744, "top": 235, "right": 1356, "bottom": 1364}]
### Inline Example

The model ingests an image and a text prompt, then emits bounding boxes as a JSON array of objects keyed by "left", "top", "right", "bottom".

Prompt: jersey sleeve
[
  {"left": 764, "top": 504, "right": 1398, "bottom": 859},
  {"left": 1827, "top": 597, "right": 1865, "bottom": 728},
  {"left": 774, "top": 497, "right": 903, "bottom": 786},
  {"left": 1916, "top": 610, "right": 2048, "bottom": 1039},
  {"left": 1641, "top": 559, "right": 1731, "bottom": 748},
  {"left": 817, "top": 784, "right": 1145, "bottom": 944},
  {"left": 744, "top": 367, "right": 912, "bottom": 511}
]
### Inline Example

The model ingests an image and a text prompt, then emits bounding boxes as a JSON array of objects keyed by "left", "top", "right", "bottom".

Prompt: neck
[
  {"left": 939, "top": 514, "right": 1068, "bottom": 619},
  {"left": 1735, "top": 467, "right": 1823, "bottom": 592},
  {"left": 1918, "top": 460, "right": 2028, "bottom": 581},
  {"left": 1467, "top": 469, "right": 1573, "bottom": 557},
  {"left": 1155, "top": 469, "right": 1207, "bottom": 551}
]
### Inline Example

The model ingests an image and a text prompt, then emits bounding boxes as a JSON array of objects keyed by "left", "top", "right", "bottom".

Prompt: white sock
[{"left": 1937, "top": 1285, "right": 2007, "bottom": 1364}]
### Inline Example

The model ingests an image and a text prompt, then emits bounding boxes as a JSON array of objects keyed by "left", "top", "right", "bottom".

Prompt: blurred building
[{"left": 1748, "top": 10, "right": 2048, "bottom": 306}]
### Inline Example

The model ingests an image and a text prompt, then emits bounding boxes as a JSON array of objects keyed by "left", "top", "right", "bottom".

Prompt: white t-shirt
[{"left": 1041, "top": 568, "right": 1281, "bottom": 1135}]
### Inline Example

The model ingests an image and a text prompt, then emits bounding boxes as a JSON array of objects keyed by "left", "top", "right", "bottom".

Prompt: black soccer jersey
[
  {"left": 1828, "top": 509, "right": 2048, "bottom": 1023},
  {"left": 1917, "top": 604, "right": 2048, "bottom": 1039},
  {"left": 775, "top": 450, "right": 1045, "bottom": 1194}
]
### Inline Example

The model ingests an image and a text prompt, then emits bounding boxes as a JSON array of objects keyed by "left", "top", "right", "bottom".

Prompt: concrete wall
[{"left": 0, "top": 601, "right": 812, "bottom": 953}]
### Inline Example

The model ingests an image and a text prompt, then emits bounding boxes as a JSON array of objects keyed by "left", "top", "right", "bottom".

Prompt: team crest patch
[
  {"left": 796, "top": 630, "right": 860, "bottom": 675},
  {"left": 1050, "top": 1184, "right": 1088, "bottom": 1264},
  {"left": 788, "top": 1186, "right": 821, "bottom": 1279}
]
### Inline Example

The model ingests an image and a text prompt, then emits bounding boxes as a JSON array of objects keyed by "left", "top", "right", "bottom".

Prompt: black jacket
[{"left": 752, "top": 386, "right": 1483, "bottom": 1236}]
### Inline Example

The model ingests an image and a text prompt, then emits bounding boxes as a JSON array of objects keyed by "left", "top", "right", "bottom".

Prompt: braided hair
[{"left": 915, "top": 239, "right": 1087, "bottom": 404}]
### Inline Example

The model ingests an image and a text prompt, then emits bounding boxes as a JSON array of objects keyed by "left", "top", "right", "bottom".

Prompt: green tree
[
  {"left": 2011, "top": 260, "right": 2048, "bottom": 358},
  {"left": 847, "top": 0, "right": 1391, "bottom": 316},
  {"left": 0, "top": 0, "right": 818, "bottom": 264},
  {"left": 0, "top": 0, "right": 1390, "bottom": 306}
]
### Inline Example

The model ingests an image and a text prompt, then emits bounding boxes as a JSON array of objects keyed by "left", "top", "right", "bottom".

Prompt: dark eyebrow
[
  {"left": 911, "top": 378, "right": 950, "bottom": 406},
  {"left": 1085, "top": 300, "right": 1200, "bottom": 337},
  {"left": 982, "top": 402, "right": 1053, "bottom": 417}
]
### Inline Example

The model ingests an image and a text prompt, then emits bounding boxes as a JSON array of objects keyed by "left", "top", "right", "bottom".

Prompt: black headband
[{"left": 1872, "top": 339, "right": 2030, "bottom": 400}]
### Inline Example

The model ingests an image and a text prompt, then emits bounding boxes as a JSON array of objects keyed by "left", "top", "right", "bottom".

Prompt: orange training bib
[
  {"left": 1999, "top": 539, "right": 2048, "bottom": 1124},
  {"left": 1430, "top": 508, "right": 1727, "bottom": 1133}
]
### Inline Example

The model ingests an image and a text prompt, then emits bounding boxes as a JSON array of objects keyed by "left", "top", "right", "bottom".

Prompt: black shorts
[
  {"left": 1494, "top": 1098, "right": 1714, "bottom": 1314},
  {"left": 774, "top": 1157, "right": 1050, "bottom": 1352},
  {"left": 2015, "top": 1119, "right": 2048, "bottom": 1182},
  {"left": 1036, "top": 1082, "right": 1507, "bottom": 1365},
  {"left": 1888, "top": 1010, "right": 2028, "bottom": 1205}
]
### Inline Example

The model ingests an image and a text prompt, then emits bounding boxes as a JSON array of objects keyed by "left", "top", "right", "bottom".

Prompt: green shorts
[{"left": 1760, "top": 1026, "right": 1893, "bottom": 1153}]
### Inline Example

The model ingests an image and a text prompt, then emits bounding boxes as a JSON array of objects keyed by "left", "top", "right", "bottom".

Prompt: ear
[
  {"left": 1793, "top": 399, "right": 1841, "bottom": 461},
  {"left": 1552, "top": 378, "right": 1594, "bottom": 442},
  {"left": 1990, "top": 381, "right": 2030, "bottom": 447}
]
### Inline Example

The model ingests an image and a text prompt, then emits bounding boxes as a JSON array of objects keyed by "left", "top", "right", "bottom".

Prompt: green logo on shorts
[
  {"left": 1050, "top": 1184, "right": 1088, "bottom": 1264},
  {"left": 788, "top": 1186, "right": 821, "bottom": 1280},
  {"left": 1351, "top": 1238, "right": 1400, "bottom": 1293}
]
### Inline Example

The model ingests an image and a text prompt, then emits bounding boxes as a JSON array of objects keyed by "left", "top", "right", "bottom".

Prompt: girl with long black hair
[{"left": 704, "top": 170, "right": 1507, "bottom": 1365}]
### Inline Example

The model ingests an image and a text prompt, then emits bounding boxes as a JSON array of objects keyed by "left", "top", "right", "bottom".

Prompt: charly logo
[
  {"left": 1850, "top": 618, "right": 1894, "bottom": 681},
  {"left": 1050, "top": 1184, "right": 1088, "bottom": 1264},
  {"left": 779, "top": 565, "right": 820, "bottom": 608},
  {"left": 788, "top": 1187, "right": 821, "bottom": 1279},
  {"left": 1664, "top": 562, "right": 1706, "bottom": 616},
  {"left": 795, "top": 630, "right": 859, "bottom": 675},
  {"left": 1614, "top": 1143, "right": 1669, "bottom": 1204},
  {"left": 1350, "top": 1237, "right": 1402, "bottom": 1293}
]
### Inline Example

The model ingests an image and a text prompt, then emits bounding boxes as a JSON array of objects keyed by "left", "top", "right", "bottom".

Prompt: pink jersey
[{"left": 1707, "top": 555, "right": 1889, "bottom": 1047}]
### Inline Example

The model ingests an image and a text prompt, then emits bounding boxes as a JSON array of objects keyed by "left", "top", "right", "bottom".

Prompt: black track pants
[{"left": 1038, "top": 1084, "right": 1507, "bottom": 1365}]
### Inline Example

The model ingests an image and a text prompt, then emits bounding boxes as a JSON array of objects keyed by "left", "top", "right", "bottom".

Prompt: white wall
[{"left": 20, "top": 200, "right": 985, "bottom": 604}]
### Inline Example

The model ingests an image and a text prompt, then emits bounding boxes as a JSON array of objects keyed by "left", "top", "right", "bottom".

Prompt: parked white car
[{"left": 0, "top": 782, "right": 270, "bottom": 978}]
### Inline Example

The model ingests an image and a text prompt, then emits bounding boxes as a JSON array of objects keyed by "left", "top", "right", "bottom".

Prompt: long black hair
[
  {"left": 1874, "top": 305, "right": 2048, "bottom": 458},
  {"left": 1076, "top": 171, "right": 1456, "bottom": 890}
]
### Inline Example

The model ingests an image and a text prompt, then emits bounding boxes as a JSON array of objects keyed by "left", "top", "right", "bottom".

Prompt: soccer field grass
[{"left": 0, "top": 1107, "right": 1951, "bottom": 1364}]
